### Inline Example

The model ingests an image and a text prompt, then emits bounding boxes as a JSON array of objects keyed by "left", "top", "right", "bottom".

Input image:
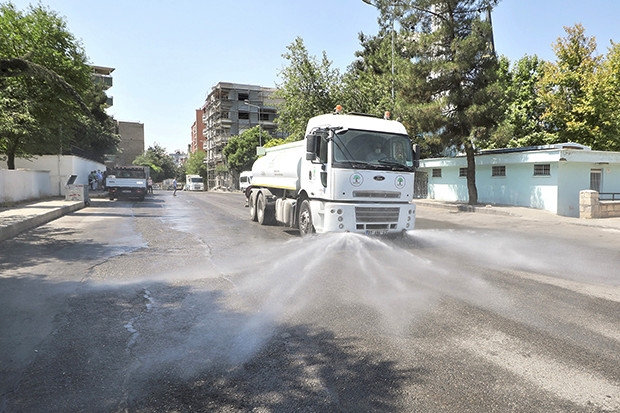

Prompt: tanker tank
[{"left": 251, "top": 140, "right": 304, "bottom": 191}]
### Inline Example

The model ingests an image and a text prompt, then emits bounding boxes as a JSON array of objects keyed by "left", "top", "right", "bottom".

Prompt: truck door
[{"left": 304, "top": 131, "right": 329, "bottom": 196}]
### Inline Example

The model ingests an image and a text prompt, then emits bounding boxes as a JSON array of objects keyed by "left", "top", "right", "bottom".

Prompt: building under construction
[{"left": 198, "top": 82, "right": 282, "bottom": 190}]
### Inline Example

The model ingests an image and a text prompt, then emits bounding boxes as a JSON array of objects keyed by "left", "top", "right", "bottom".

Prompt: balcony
[{"left": 93, "top": 74, "right": 113, "bottom": 89}]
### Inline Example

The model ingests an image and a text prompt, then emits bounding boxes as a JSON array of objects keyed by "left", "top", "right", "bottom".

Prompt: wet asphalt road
[{"left": 1, "top": 191, "right": 619, "bottom": 412}]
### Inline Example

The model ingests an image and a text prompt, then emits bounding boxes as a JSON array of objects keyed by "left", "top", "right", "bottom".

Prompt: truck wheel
[
  {"left": 257, "top": 192, "right": 273, "bottom": 225},
  {"left": 249, "top": 191, "right": 258, "bottom": 221},
  {"left": 298, "top": 199, "right": 315, "bottom": 236}
]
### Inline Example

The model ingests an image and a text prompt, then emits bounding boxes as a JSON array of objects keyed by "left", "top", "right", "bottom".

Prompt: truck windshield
[{"left": 332, "top": 129, "right": 414, "bottom": 171}]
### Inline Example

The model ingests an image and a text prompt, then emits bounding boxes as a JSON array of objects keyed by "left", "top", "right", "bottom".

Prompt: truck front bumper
[{"left": 310, "top": 200, "right": 416, "bottom": 235}]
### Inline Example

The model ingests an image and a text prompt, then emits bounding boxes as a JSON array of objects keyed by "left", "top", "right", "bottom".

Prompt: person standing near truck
[{"left": 147, "top": 177, "right": 153, "bottom": 194}]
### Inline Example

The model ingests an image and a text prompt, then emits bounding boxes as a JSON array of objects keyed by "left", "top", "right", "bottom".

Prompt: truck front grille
[
  {"left": 355, "top": 207, "right": 400, "bottom": 223},
  {"left": 352, "top": 190, "right": 401, "bottom": 199}
]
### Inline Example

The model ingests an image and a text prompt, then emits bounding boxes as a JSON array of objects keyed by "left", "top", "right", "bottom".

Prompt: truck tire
[
  {"left": 298, "top": 199, "right": 315, "bottom": 236},
  {"left": 256, "top": 192, "right": 274, "bottom": 225},
  {"left": 249, "top": 191, "right": 258, "bottom": 221}
]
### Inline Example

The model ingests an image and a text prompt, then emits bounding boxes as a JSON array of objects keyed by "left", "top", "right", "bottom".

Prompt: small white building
[{"left": 416, "top": 143, "right": 620, "bottom": 217}]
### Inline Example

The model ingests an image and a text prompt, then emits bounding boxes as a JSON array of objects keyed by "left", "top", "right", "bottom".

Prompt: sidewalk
[
  {"left": 414, "top": 198, "right": 620, "bottom": 231},
  {"left": 0, "top": 199, "right": 85, "bottom": 243},
  {"left": 2, "top": 196, "right": 620, "bottom": 243}
]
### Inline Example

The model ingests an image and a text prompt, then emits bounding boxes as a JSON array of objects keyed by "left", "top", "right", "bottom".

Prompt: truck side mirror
[
  {"left": 412, "top": 143, "right": 420, "bottom": 168},
  {"left": 306, "top": 134, "right": 317, "bottom": 160}
]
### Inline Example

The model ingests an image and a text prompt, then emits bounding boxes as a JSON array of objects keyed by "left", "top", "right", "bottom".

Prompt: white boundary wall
[
  {"left": 0, "top": 169, "right": 53, "bottom": 204},
  {"left": 1, "top": 155, "right": 105, "bottom": 204}
]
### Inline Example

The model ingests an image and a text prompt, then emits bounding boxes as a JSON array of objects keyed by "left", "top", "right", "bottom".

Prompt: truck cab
[
  {"left": 300, "top": 113, "right": 418, "bottom": 235},
  {"left": 185, "top": 175, "right": 204, "bottom": 191},
  {"left": 249, "top": 109, "right": 420, "bottom": 236},
  {"left": 239, "top": 171, "right": 252, "bottom": 192}
]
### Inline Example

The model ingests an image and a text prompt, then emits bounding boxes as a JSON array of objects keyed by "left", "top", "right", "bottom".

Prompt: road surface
[{"left": 1, "top": 191, "right": 618, "bottom": 412}]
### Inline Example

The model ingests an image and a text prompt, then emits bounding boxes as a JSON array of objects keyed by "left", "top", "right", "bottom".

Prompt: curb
[
  {"left": 415, "top": 200, "right": 514, "bottom": 216},
  {"left": 0, "top": 201, "right": 84, "bottom": 243}
]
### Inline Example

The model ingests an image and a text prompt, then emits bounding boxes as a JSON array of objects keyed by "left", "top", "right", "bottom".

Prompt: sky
[{"left": 7, "top": 0, "right": 620, "bottom": 154}]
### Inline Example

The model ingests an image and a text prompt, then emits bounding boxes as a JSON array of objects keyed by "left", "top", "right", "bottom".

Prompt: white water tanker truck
[{"left": 247, "top": 108, "right": 420, "bottom": 236}]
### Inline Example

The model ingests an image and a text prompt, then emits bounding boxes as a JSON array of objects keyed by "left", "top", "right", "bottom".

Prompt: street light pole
[
  {"left": 362, "top": 0, "right": 395, "bottom": 104},
  {"left": 244, "top": 99, "right": 262, "bottom": 147}
]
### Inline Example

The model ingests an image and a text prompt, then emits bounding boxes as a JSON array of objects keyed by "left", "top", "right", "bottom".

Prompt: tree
[
  {"left": 341, "top": 31, "right": 395, "bottom": 116},
  {"left": 492, "top": 54, "right": 550, "bottom": 148},
  {"left": 274, "top": 37, "right": 343, "bottom": 141},
  {"left": 0, "top": 3, "right": 118, "bottom": 169},
  {"left": 133, "top": 144, "right": 178, "bottom": 183},
  {"left": 395, "top": 0, "right": 502, "bottom": 204},
  {"left": 596, "top": 41, "right": 620, "bottom": 151},
  {"left": 184, "top": 149, "right": 207, "bottom": 178},
  {"left": 537, "top": 24, "right": 603, "bottom": 148},
  {"left": 223, "top": 126, "right": 263, "bottom": 174}
]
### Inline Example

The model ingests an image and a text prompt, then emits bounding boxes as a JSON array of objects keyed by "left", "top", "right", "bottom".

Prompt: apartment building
[
  {"left": 199, "top": 82, "right": 281, "bottom": 190},
  {"left": 112, "top": 120, "right": 145, "bottom": 167},
  {"left": 92, "top": 65, "right": 146, "bottom": 169},
  {"left": 91, "top": 65, "right": 114, "bottom": 107},
  {"left": 190, "top": 110, "right": 206, "bottom": 155}
]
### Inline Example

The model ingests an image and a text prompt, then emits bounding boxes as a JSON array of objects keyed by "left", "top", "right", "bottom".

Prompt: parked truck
[
  {"left": 106, "top": 166, "right": 149, "bottom": 201},
  {"left": 185, "top": 174, "right": 204, "bottom": 191},
  {"left": 247, "top": 108, "right": 419, "bottom": 236}
]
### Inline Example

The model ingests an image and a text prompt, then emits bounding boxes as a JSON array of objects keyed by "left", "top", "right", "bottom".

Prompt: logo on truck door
[
  {"left": 394, "top": 175, "right": 406, "bottom": 189},
  {"left": 350, "top": 173, "right": 363, "bottom": 186}
]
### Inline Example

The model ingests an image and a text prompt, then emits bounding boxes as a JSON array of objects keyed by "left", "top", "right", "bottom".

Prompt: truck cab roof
[{"left": 305, "top": 113, "right": 408, "bottom": 136}]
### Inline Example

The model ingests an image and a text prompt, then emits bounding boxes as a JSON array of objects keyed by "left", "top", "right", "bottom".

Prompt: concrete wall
[
  {"left": 0, "top": 169, "right": 52, "bottom": 204},
  {"left": 1, "top": 155, "right": 105, "bottom": 203},
  {"left": 580, "top": 190, "right": 620, "bottom": 218}
]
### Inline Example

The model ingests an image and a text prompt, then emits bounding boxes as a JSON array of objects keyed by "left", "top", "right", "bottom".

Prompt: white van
[
  {"left": 239, "top": 171, "right": 252, "bottom": 192},
  {"left": 185, "top": 174, "right": 204, "bottom": 191}
]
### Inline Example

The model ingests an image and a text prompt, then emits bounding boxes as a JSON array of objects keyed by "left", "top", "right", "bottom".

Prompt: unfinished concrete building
[{"left": 200, "top": 82, "right": 281, "bottom": 190}]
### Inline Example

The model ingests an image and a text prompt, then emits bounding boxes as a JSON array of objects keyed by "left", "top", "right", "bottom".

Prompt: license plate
[{"left": 366, "top": 230, "right": 388, "bottom": 236}]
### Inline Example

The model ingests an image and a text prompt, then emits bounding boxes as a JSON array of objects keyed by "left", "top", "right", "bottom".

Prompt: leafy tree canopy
[
  {"left": 0, "top": 2, "right": 118, "bottom": 169},
  {"left": 223, "top": 126, "right": 264, "bottom": 174},
  {"left": 184, "top": 149, "right": 207, "bottom": 178},
  {"left": 274, "top": 37, "right": 343, "bottom": 142},
  {"left": 133, "top": 144, "right": 178, "bottom": 182}
]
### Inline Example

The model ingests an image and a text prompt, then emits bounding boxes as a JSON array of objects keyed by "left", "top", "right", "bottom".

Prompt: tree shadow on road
[{"left": 127, "top": 322, "right": 428, "bottom": 412}]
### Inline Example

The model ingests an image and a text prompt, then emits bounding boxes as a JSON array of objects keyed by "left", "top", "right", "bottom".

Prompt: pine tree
[{"left": 396, "top": 0, "right": 502, "bottom": 205}]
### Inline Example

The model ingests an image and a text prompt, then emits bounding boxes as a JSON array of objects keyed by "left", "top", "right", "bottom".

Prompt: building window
[
  {"left": 492, "top": 165, "right": 506, "bottom": 177},
  {"left": 432, "top": 168, "right": 442, "bottom": 178},
  {"left": 459, "top": 168, "right": 467, "bottom": 177},
  {"left": 590, "top": 169, "right": 602, "bottom": 192},
  {"left": 238, "top": 92, "right": 249, "bottom": 101},
  {"left": 533, "top": 164, "right": 550, "bottom": 176},
  {"left": 238, "top": 112, "right": 249, "bottom": 120}
]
